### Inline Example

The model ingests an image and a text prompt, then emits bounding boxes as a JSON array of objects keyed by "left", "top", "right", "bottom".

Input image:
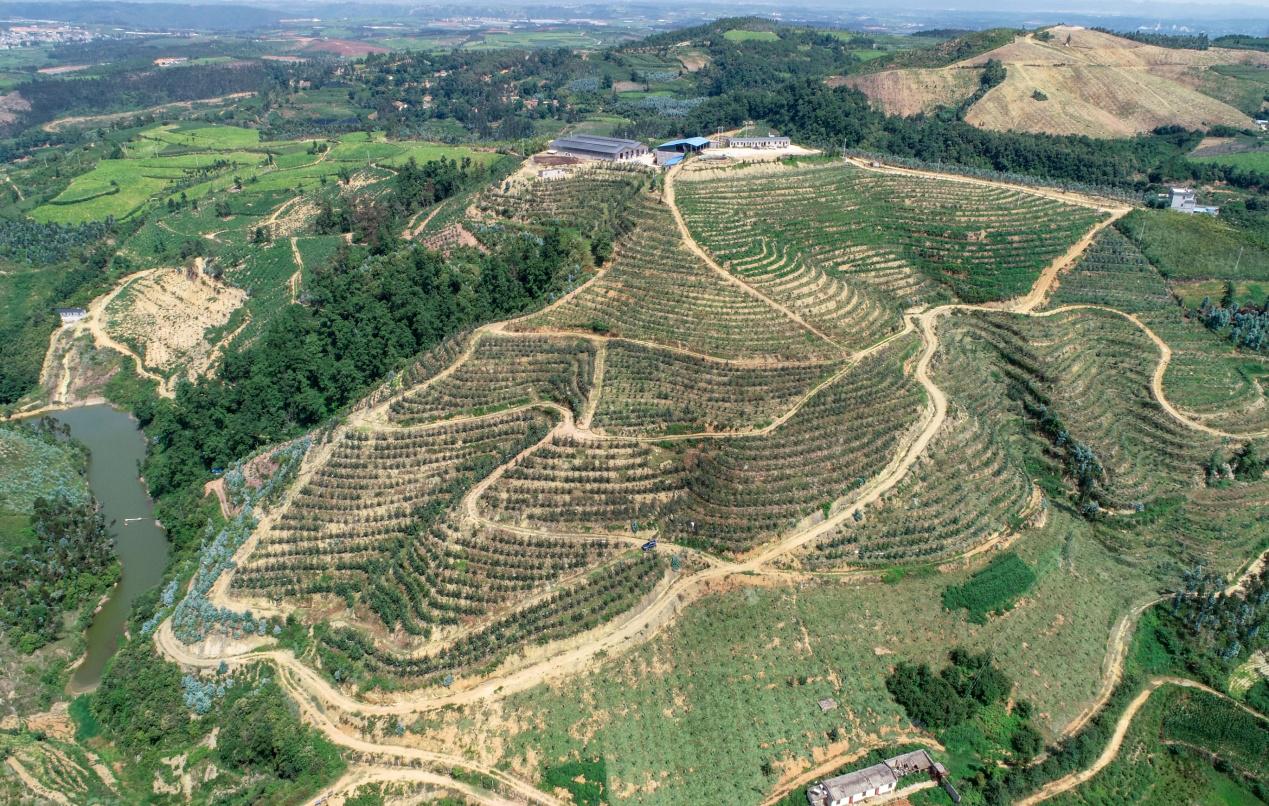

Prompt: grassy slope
[
  {"left": 1047, "top": 685, "right": 1268, "bottom": 805},
  {"left": 1118, "top": 209, "right": 1269, "bottom": 282},
  {"left": 487, "top": 514, "right": 1155, "bottom": 805}
]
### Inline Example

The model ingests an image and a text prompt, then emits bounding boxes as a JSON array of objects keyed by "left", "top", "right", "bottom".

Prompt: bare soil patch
[
  {"left": 849, "top": 26, "right": 1269, "bottom": 138},
  {"left": 103, "top": 266, "right": 246, "bottom": 382}
]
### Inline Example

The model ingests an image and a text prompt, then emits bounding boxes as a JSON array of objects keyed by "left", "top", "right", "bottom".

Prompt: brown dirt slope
[
  {"left": 103, "top": 266, "right": 246, "bottom": 384},
  {"left": 848, "top": 25, "right": 1269, "bottom": 138},
  {"left": 831, "top": 68, "right": 978, "bottom": 117}
]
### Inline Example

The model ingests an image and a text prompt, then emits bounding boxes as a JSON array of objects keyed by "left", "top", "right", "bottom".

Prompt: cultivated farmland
[{"left": 145, "top": 151, "right": 1269, "bottom": 806}]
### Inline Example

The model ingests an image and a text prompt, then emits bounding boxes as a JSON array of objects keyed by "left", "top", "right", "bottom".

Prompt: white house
[
  {"left": 807, "top": 763, "right": 898, "bottom": 806},
  {"left": 57, "top": 307, "right": 87, "bottom": 325},
  {"left": 1169, "top": 187, "right": 1219, "bottom": 216}
]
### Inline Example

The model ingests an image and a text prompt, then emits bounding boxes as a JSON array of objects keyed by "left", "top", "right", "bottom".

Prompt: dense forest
[
  {"left": 0, "top": 491, "right": 117, "bottom": 653},
  {"left": 141, "top": 224, "right": 580, "bottom": 497},
  {"left": 6, "top": 61, "right": 280, "bottom": 132}
]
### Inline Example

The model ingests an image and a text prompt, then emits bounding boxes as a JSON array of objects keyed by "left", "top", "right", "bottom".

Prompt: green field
[
  {"left": 1049, "top": 685, "right": 1268, "bottom": 806},
  {"left": 485, "top": 515, "right": 1158, "bottom": 805},
  {"left": 1118, "top": 209, "right": 1269, "bottom": 282},
  {"left": 1190, "top": 150, "right": 1269, "bottom": 172},
  {"left": 0, "top": 422, "right": 89, "bottom": 550},
  {"left": 723, "top": 29, "right": 780, "bottom": 43},
  {"left": 32, "top": 124, "right": 500, "bottom": 225},
  {"left": 1171, "top": 278, "right": 1269, "bottom": 308}
]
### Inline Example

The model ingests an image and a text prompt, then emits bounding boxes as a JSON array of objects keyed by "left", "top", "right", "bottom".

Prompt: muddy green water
[{"left": 53, "top": 404, "right": 169, "bottom": 692}]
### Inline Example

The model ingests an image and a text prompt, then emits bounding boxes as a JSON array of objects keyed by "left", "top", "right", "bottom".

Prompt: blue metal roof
[
  {"left": 660, "top": 153, "right": 684, "bottom": 167},
  {"left": 657, "top": 136, "right": 710, "bottom": 149}
]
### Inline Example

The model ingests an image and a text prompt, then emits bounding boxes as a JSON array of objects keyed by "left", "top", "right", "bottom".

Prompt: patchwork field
[{"left": 33, "top": 124, "right": 500, "bottom": 226}]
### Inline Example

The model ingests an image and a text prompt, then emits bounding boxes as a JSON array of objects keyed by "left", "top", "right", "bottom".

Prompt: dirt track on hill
[
  {"left": 1017, "top": 676, "right": 1269, "bottom": 805},
  {"left": 147, "top": 159, "right": 1269, "bottom": 806},
  {"left": 664, "top": 163, "right": 849, "bottom": 354}
]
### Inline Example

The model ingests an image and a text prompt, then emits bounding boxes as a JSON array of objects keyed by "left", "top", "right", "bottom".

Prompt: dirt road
[
  {"left": 70, "top": 268, "right": 172, "bottom": 396},
  {"left": 664, "top": 163, "right": 849, "bottom": 354},
  {"left": 148, "top": 159, "right": 1269, "bottom": 806},
  {"left": 1017, "top": 677, "right": 1269, "bottom": 805},
  {"left": 313, "top": 765, "right": 528, "bottom": 806},
  {"left": 289, "top": 237, "right": 303, "bottom": 302}
]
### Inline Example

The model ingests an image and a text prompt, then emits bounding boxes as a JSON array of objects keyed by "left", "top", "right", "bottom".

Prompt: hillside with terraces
[{"left": 148, "top": 155, "right": 1269, "bottom": 806}]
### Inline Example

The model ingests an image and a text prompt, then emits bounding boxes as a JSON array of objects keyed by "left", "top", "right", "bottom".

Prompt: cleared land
[
  {"left": 846, "top": 26, "right": 1269, "bottom": 138},
  {"left": 102, "top": 265, "right": 247, "bottom": 385}
]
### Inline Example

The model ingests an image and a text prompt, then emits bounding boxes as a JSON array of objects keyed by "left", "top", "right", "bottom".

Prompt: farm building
[
  {"left": 1168, "top": 187, "right": 1219, "bottom": 216},
  {"left": 654, "top": 150, "right": 684, "bottom": 167},
  {"left": 807, "top": 763, "right": 898, "bottom": 806},
  {"left": 56, "top": 307, "right": 87, "bottom": 325},
  {"left": 538, "top": 167, "right": 569, "bottom": 180},
  {"left": 549, "top": 134, "right": 648, "bottom": 162},
  {"left": 657, "top": 136, "right": 711, "bottom": 153},
  {"left": 807, "top": 749, "right": 959, "bottom": 806},
  {"left": 726, "top": 134, "right": 791, "bottom": 149}
]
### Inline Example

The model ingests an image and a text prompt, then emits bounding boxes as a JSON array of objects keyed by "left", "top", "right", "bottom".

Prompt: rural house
[
  {"left": 56, "top": 307, "right": 87, "bottom": 325},
  {"left": 808, "top": 749, "right": 959, "bottom": 806},
  {"left": 1169, "top": 187, "right": 1219, "bottom": 216},
  {"left": 726, "top": 133, "right": 791, "bottom": 149},
  {"left": 807, "top": 763, "right": 898, "bottom": 806}
]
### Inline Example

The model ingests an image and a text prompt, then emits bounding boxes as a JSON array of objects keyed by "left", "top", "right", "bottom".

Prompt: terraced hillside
[
  {"left": 935, "top": 308, "right": 1217, "bottom": 512},
  {"left": 174, "top": 163, "right": 1145, "bottom": 692},
  {"left": 144, "top": 156, "right": 1269, "bottom": 806},
  {"left": 676, "top": 160, "right": 1107, "bottom": 306}
]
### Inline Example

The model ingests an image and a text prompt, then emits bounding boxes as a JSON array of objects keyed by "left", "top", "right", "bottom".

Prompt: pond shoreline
[{"left": 44, "top": 403, "right": 169, "bottom": 693}]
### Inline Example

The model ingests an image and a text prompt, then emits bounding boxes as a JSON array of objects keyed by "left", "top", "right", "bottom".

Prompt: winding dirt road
[
  {"left": 1017, "top": 677, "right": 1269, "bottom": 805},
  {"left": 143, "top": 159, "right": 1269, "bottom": 806},
  {"left": 664, "top": 163, "right": 849, "bottom": 354}
]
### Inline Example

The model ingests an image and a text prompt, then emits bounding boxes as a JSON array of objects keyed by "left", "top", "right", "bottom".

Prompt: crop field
[
  {"left": 1189, "top": 149, "right": 1269, "bottom": 172},
  {"left": 799, "top": 406, "right": 1033, "bottom": 569},
  {"left": 1046, "top": 228, "right": 1175, "bottom": 314},
  {"left": 1118, "top": 208, "right": 1269, "bottom": 282},
  {"left": 1148, "top": 311, "right": 1269, "bottom": 433},
  {"left": 677, "top": 161, "right": 1105, "bottom": 307},
  {"left": 129, "top": 146, "right": 1269, "bottom": 806},
  {"left": 480, "top": 435, "right": 685, "bottom": 533},
  {"left": 935, "top": 308, "right": 1217, "bottom": 513},
  {"left": 477, "top": 163, "right": 652, "bottom": 239},
  {"left": 387, "top": 333, "right": 597, "bottom": 424},
  {"left": 513, "top": 194, "right": 839, "bottom": 361},
  {"left": 591, "top": 341, "right": 837, "bottom": 435},
  {"left": 1045, "top": 227, "right": 1269, "bottom": 432},
  {"left": 33, "top": 124, "right": 499, "bottom": 227},
  {"left": 487, "top": 514, "right": 1160, "bottom": 806},
  {"left": 660, "top": 340, "right": 923, "bottom": 553}
]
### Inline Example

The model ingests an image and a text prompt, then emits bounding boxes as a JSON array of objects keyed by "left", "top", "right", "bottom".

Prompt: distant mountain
[{"left": 0, "top": 1, "right": 283, "bottom": 31}]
